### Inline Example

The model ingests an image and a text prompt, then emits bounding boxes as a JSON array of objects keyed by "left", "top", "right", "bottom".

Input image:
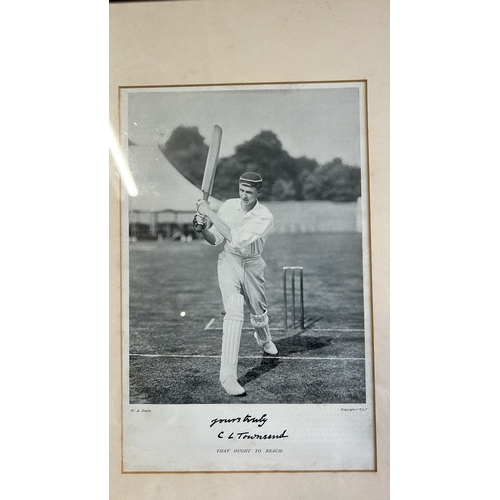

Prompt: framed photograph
[
  {"left": 110, "top": 0, "right": 389, "bottom": 497},
  {"left": 120, "top": 81, "right": 375, "bottom": 472}
]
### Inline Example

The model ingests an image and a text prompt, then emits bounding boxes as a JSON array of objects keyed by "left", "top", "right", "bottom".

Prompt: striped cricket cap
[{"left": 239, "top": 172, "right": 263, "bottom": 189}]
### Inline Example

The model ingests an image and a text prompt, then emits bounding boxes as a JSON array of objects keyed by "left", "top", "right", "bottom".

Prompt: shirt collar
[{"left": 237, "top": 199, "right": 261, "bottom": 216}]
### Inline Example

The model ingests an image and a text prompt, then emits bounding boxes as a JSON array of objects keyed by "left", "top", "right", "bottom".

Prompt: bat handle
[
  {"left": 195, "top": 192, "right": 209, "bottom": 231},
  {"left": 194, "top": 213, "right": 205, "bottom": 232}
]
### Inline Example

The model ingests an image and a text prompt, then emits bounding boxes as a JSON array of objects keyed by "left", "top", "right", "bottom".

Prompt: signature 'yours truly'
[{"left": 210, "top": 414, "right": 268, "bottom": 428}]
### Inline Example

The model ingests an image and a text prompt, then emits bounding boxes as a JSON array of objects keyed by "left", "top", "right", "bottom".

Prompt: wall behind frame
[{"left": 109, "top": 1, "right": 389, "bottom": 499}]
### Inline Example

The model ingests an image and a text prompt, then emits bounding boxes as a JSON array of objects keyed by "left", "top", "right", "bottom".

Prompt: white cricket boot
[{"left": 220, "top": 294, "right": 245, "bottom": 396}]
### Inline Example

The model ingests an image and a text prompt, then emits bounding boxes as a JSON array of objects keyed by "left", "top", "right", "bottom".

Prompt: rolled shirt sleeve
[{"left": 208, "top": 223, "right": 225, "bottom": 246}]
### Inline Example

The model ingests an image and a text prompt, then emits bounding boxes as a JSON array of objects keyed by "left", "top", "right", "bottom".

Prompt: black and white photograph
[{"left": 120, "top": 82, "right": 375, "bottom": 472}]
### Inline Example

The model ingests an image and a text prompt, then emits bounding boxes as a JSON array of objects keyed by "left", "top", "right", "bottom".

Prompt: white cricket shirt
[{"left": 208, "top": 198, "right": 274, "bottom": 258}]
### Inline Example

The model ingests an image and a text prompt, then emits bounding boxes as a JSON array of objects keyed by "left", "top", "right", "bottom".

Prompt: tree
[
  {"left": 270, "top": 179, "right": 297, "bottom": 200},
  {"left": 159, "top": 126, "right": 361, "bottom": 202},
  {"left": 230, "top": 130, "right": 299, "bottom": 200},
  {"left": 160, "top": 126, "right": 208, "bottom": 188},
  {"left": 211, "top": 156, "right": 247, "bottom": 201},
  {"left": 303, "top": 158, "right": 361, "bottom": 202},
  {"left": 294, "top": 156, "right": 319, "bottom": 200}
]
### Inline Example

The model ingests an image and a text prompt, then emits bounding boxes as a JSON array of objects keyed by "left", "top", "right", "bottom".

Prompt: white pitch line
[
  {"left": 130, "top": 353, "right": 365, "bottom": 361},
  {"left": 204, "top": 327, "right": 365, "bottom": 333},
  {"left": 307, "top": 328, "right": 365, "bottom": 332},
  {"left": 204, "top": 318, "right": 216, "bottom": 330}
]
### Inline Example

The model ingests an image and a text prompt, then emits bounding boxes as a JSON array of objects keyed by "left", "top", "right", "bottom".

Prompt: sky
[{"left": 122, "top": 83, "right": 365, "bottom": 167}]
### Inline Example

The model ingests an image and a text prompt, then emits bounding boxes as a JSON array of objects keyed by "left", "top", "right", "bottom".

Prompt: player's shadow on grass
[
  {"left": 239, "top": 355, "right": 281, "bottom": 386},
  {"left": 239, "top": 331, "right": 332, "bottom": 386},
  {"left": 278, "top": 331, "right": 334, "bottom": 356}
]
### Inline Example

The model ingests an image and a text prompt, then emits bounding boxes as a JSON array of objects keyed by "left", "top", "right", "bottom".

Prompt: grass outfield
[{"left": 128, "top": 233, "right": 367, "bottom": 404}]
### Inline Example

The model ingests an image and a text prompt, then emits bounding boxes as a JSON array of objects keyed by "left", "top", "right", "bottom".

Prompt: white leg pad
[
  {"left": 251, "top": 313, "right": 278, "bottom": 355},
  {"left": 220, "top": 294, "right": 245, "bottom": 395},
  {"left": 251, "top": 312, "right": 270, "bottom": 341}
]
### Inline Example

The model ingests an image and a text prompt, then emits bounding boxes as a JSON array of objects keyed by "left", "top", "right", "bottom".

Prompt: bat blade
[
  {"left": 200, "top": 125, "right": 223, "bottom": 201},
  {"left": 195, "top": 125, "right": 223, "bottom": 231}
]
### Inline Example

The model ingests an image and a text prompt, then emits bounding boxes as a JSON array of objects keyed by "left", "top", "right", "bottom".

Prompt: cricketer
[{"left": 193, "top": 172, "right": 278, "bottom": 396}]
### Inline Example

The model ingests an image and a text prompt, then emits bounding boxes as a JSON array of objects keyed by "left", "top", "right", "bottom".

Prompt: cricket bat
[{"left": 195, "top": 125, "right": 223, "bottom": 230}]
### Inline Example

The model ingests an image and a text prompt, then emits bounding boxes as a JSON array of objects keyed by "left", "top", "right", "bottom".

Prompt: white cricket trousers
[{"left": 217, "top": 251, "right": 268, "bottom": 315}]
